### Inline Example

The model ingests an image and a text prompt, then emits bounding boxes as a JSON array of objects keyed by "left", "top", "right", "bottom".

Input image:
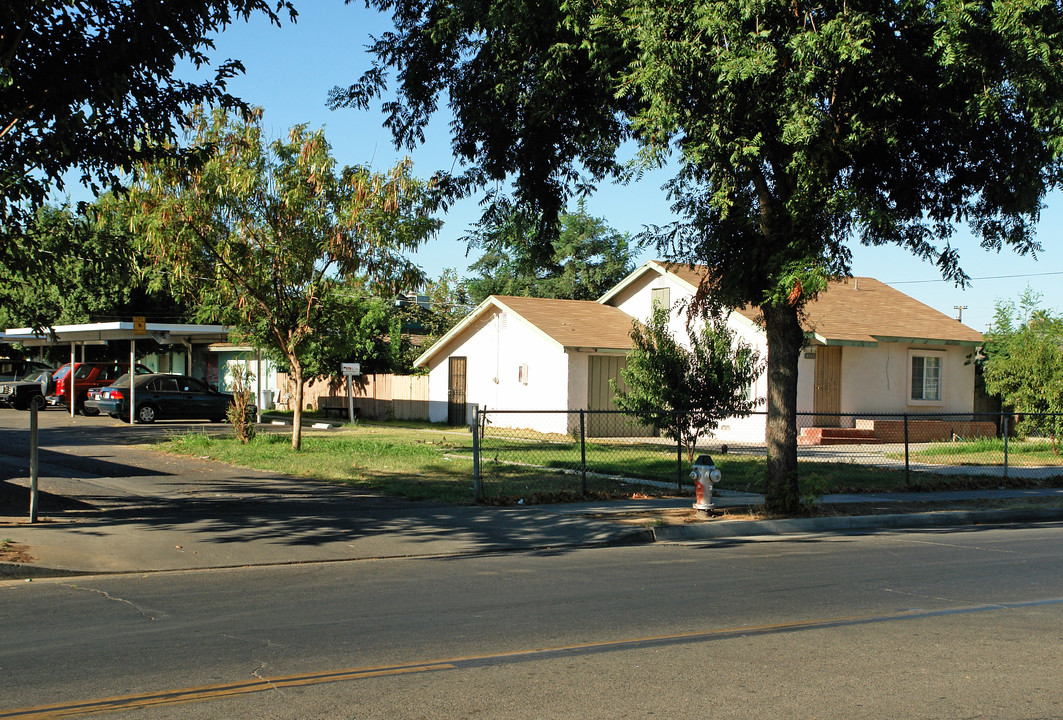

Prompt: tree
[
  {"left": 982, "top": 289, "right": 1063, "bottom": 452},
  {"left": 122, "top": 108, "right": 440, "bottom": 449},
  {"left": 0, "top": 203, "right": 187, "bottom": 333},
  {"left": 1, "top": 1, "right": 296, "bottom": 281},
  {"left": 466, "top": 200, "right": 638, "bottom": 303},
  {"left": 333, "top": 0, "right": 1063, "bottom": 511},
  {"left": 613, "top": 305, "right": 763, "bottom": 462}
]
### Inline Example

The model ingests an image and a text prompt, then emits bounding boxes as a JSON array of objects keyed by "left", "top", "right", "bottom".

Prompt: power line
[{"left": 887, "top": 270, "right": 1063, "bottom": 285}]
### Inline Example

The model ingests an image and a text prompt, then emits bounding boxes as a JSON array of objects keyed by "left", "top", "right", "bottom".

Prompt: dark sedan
[{"left": 85, "top": 373, "right": 254, "bottom": 424}]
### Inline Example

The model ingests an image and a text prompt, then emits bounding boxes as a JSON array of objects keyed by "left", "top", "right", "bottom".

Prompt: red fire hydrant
[{"left": 690, "top": 455, "right": 722, "bottom": 513}]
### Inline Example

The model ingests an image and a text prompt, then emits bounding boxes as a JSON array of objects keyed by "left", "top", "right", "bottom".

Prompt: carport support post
[
  {"left": 256, "top": 350, "right": 263, "bottom": 424},
  {"left": 69, "top": 342, "right": 75, "bottom": 418},
  {"left": 1002, "top": 413, "right": 1010, "bottom": 480},
  {"left": 29, "top": 400, "right": 39, "bottom": 523},
  {"left": 129, "top": 339, "right": 136, "bottom": 424}
]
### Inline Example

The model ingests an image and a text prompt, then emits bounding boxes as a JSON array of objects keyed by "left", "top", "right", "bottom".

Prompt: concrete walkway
[{"left": 2, "top": 410, "right": 1062, "bottom": 580}]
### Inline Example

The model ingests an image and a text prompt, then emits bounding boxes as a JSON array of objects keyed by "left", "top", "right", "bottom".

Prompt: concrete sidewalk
[{"left": 5, "top": 461, "right": 1063, "bottom": 580}]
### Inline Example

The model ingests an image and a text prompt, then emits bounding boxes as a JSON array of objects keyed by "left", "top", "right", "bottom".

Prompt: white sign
[{"left": 341, "top": 362, "right": 361, "bottom": 376}]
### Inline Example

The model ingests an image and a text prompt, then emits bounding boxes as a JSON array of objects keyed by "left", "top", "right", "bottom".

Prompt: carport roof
[{"left": 2, "top": 322, "right": 232, "bottom": 346}]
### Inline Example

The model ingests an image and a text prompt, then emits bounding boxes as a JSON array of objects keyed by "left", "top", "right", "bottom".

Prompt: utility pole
[{"left": 954, "top": 305, "right": 967, "bottom": 322}]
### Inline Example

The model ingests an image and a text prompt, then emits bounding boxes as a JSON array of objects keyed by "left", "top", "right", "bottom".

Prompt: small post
[
  {"left": 29, "top": 400, "right": 39, "bottom": 523},
  {"left": 903, "top": 413, "right": 910, "bottom": 488},
  {"left": 471, "top": 411, "right": 482, "bottom": 502},
  {"left": 346, "top": 374, "right": 354, "bottom": 424},
  {"left": 579, "top": 410, "right": 587, "bottom": 496}
]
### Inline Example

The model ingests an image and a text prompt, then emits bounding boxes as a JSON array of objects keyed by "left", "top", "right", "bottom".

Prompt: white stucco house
[{"left": 413, "top": 261, "right": 987, "bottom": 443}]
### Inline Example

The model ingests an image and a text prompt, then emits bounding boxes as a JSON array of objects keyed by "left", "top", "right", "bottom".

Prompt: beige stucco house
[{"left": 414, "top": 261, "right": 986, "bottom": 442}]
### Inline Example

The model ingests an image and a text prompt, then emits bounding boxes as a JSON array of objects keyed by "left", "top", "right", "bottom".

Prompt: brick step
[{"left": 798, "top": 427, "right": 881, "bottom": 446}]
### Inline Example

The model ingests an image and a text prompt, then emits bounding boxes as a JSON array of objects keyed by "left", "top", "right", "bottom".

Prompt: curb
[{"left": 651, "top": 507, "right": 1063, "bottom": 541}]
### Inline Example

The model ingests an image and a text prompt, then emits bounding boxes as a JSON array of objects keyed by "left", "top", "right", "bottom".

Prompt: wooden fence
[{"left": 277, "top": 373, "right": 429, "bottom": 421}]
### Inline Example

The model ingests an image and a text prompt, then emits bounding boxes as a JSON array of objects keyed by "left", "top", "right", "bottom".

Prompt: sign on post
[
  {"left": 133, "top": 316, "right": 147, "bottom": 335},
  {"left": 341, "top": 363, "right": 361, "bottom": 422}
]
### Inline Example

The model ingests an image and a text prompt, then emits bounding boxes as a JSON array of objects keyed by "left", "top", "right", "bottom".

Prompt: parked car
[
  {"left": 0, "top": 369, "right": 52, "bottom": 410},
  {"left": 85, "top": 373, "right": 254, "bottom": 424},
  {"left": 47, "top": 362, "right": 153, "bottom": 415},
  {"left": 0, "top": 359, "right": 52, "bottom": 382}
]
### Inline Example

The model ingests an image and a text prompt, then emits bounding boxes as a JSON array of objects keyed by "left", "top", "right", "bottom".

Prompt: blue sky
[{"left": 75, "top": 1, "right": 1063, "bottom": 332}]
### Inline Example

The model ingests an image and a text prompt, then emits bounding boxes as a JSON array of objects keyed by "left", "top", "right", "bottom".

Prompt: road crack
[{"left": 59, "top": 583, "right": 164, "bottom": 621}]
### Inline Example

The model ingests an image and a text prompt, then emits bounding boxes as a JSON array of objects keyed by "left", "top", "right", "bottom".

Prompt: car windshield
[
  {"left": 109, "top": 373, "right": 134, "bottom": 387},
  {"left": 52, "top": 366, "right": 71, "bottom": 380}
]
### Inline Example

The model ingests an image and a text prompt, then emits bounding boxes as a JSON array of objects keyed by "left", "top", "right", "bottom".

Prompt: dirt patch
[{"left": 0, "top": 540, "right": 34, "bottom": 564}]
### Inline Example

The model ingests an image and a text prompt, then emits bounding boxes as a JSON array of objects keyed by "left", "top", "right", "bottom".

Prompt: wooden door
[
  {"left": 447, "top": 356, "right": 467, "bottom": 426},
  {"left": 587, "top": 355, "right": 654, "bottom": 438},
  {"left": 813, "top": 346, "right": 842, "bottom": 426}
]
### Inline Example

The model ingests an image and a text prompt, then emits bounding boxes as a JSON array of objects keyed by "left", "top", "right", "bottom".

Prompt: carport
[{"left": 1, "top": 321, "right": 252, "bottom": 423}]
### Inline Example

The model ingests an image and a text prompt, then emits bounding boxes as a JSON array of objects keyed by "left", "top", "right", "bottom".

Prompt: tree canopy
[
  {"left": 466, "top": 201, "right": 637, "bottom": 303},
  {"left": 335, "top": 0, "right": 1063, "bottom": 511},
  {"left": 0, "top": 203, "right": 186, "bottom": 334},
  {"left": 983, "top": 289, "right": 1063, "bottom": 451},
  {"left": 120, "top": 108, "right": 440, "bottom": 449},
  {"left": 1, "top": 0, "right": 296, "bottom": 278}
]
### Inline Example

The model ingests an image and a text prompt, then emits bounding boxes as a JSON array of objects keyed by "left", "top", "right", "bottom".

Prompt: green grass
[
  {"left": 902, "top": 437, "right": 1063, "bottom": 466},
  {"left": 158, "top": 423, "right": 1063, "bottom": 505}
]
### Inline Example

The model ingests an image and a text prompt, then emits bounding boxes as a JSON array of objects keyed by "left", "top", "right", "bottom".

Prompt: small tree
[
  {"left": 983, "top": 289, "right": 1063, "bottom": 452},
  {"left": 225, "top": 366, "right": 257, "bottom": 445},
  {"left": 613, "top": 305, "right": 763, "bottom": 462}
]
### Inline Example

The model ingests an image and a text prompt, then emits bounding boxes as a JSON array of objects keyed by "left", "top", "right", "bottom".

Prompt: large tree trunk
[
  {"left": 762, "top": 303, "right": 804, "bottom": 513},
  {"left": 290, "top": 361, "right": 304, "bottom": 451}
]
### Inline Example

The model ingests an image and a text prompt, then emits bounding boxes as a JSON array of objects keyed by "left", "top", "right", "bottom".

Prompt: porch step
[{"left": 798, "top": 427, "right": 881, "bottom": 446}]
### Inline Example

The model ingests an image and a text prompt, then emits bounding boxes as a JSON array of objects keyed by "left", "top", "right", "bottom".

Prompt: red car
[{"left": 47, "top": 362, "right": 153, "bottom": 415}]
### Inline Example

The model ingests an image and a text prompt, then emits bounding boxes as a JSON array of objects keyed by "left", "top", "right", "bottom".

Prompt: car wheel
[
  {"left": 136, "top": 404, "right": 157, "bottom": 424},
  {"left": 108, "top": 413, "right": 120, "bottom": 419},
  {"left": 82, "top": 406, "right": 100, "bottom": 417},
  {"left": 30, "top": 395, "right": 46, "bottom": 410},
  {"left": 12, "top": 398, "right": 27, "bottom": 411}
]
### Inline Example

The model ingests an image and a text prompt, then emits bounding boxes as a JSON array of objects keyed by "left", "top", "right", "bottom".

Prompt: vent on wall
[{"left": 518, "top": 363, "right": 529, "bottom": 385}]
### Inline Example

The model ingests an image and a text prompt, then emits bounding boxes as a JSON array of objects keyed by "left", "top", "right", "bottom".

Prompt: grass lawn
[
  {"left": 155, "top": 421, "right": 1063, "bottom": 504},
  {"left": 903, "top": 437, "right": 1063, "bottom": 466}
]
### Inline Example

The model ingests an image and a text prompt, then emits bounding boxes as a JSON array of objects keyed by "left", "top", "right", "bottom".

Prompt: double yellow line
[{"left": 0, "top": 662, "right": 456, "bottom": 719}]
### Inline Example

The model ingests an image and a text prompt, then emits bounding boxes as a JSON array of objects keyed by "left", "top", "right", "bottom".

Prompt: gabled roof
[
  {"left": 603, "top": 261, "right": 983, "bottom": 347},
  {"left": 414, "top": 295, "right": 636, "bottom": 368}
]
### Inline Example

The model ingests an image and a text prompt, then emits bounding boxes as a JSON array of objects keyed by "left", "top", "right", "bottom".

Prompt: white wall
[
  {"left": 425, "top": 307, "right": 571, "bottom": 433},
  {"left": 839, "top": 343, "right": 976, "bottom": 414}
]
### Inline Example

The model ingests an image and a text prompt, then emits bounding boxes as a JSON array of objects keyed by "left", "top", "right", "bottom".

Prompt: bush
[{"left": 226, "top": 368, "right": 257, "bottom": 444}]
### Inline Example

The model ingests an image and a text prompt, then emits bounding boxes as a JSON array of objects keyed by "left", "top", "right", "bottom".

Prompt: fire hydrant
[{"left": 690, "top": 455, "right": 722, "bottom": 513}]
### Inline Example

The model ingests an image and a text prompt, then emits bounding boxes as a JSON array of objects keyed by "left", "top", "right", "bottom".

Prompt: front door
[
  {"left": 447, "top": 357, "right": 467, "bottom": 426},
  {"left": 813, "top": 345, "right": 842, "bottom": 427}
]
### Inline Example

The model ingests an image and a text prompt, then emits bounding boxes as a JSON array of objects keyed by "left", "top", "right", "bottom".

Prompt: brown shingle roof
[
  {"left": 654, "top": 263, "right": 983, "bottom": 345},
  {"left": 493, "top": 295, "right": 636, "bottom": 350}
]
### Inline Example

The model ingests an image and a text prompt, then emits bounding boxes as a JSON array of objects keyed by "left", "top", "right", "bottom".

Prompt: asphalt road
[{"left": 2, "top": 523, "right": 1062, "bottom": 719}]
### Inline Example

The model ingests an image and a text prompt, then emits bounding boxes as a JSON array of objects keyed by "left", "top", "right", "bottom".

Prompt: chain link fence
[{"left": 470, "top": 409, "right": 1063, "bottom": 502}]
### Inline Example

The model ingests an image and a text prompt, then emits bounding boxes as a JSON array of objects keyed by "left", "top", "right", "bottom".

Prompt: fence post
[
  {"left": 579, "top": 410, "right": 587, "bottom": 496},
  {"left": 471, "top": 410, "right": 482, "bottom": 502},
  {"left": 1002, "top": 412, "right": 1009, "bottom": 481},
  {"left": 903, "top": 413, "right": 910, "bottom": 488},
  {"left": 677, "top": 417, "right": 683, "bottom": 492}
]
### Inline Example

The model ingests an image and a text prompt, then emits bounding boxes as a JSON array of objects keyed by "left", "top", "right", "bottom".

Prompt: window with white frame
[{"left": 909, "top": 351, "right": 944, "bottom": 403}]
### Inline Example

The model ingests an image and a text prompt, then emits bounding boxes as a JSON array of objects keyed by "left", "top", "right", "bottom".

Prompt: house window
[
  {"left": 651, "top": 287, "right": 670, "bottom": 310},
  {"left": 909, "top": 352, "right": 944, "bottom": 403}
]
